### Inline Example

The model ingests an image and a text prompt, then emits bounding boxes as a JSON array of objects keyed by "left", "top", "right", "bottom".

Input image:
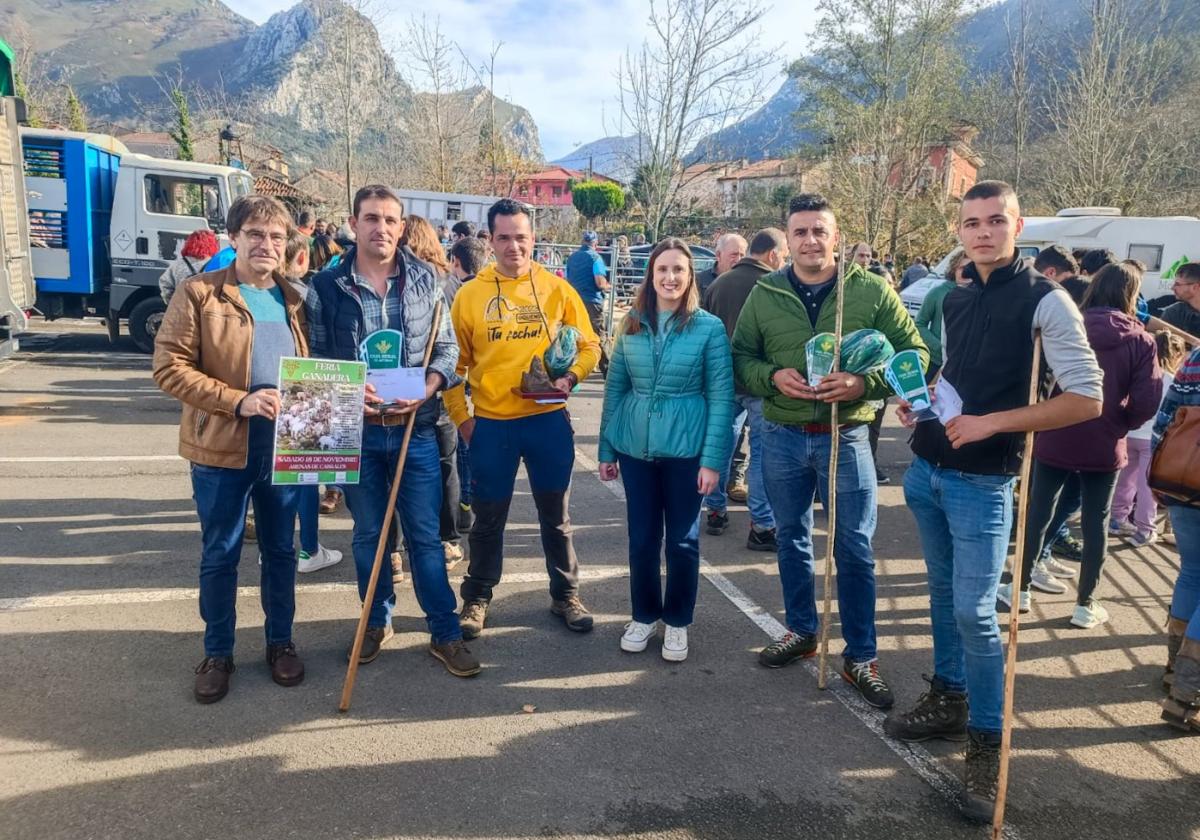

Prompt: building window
[
  {"left": 552, "top": 185, "right": 563, "bottom": 198},
  {"left": 535, "top": 185, "right": 542, "bottom": 197},
  {"left": 519, "top": 185, "right": 529, "bottom": 196},
  {"left": 446, "top": 201, "right": 463, "bottom": 221}
]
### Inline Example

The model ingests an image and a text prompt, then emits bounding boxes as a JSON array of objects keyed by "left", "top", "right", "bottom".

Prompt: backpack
[{"left": 1150, "top": 405, "right": 1200, "bottom": 506}]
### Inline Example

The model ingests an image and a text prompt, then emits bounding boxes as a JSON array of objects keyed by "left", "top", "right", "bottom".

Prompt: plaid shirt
[{"left": 350, "top": 269, "right": 404, "bottom": 357}]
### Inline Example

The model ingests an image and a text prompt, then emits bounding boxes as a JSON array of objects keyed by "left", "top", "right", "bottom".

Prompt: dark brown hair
[
  {"left": 1081, "top": 262, "right": 1141, "bottom": 315},
  {"left": 352, "top": 184, "right": 404, "bottom": 218},
  {"left": 1155, "top": 330, "right": 1187, "bottom": 375},
  {"left": 226, "top": 195, "right": 293, "bottom": 237},
  {"left": 623, "top": 237, "right": 699, "bottom": 335}
]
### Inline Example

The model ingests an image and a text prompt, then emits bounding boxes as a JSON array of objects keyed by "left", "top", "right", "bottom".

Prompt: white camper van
[{"left": 901, "top": 208, "right": 1200, "bottom": 317}]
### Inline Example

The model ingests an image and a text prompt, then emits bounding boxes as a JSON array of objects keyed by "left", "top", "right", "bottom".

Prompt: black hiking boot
[
  {"left": 842, "top": 658, "right": 894, "bottom": 709},
  {"left": 962, "top": 729, "right": 1002, "bottom": 823},
  {"left": 883, "top": 674, "right": 968, "bottom": 742},
  {"left": 757, "top": 631, "right": 817, "bottom": 668}
]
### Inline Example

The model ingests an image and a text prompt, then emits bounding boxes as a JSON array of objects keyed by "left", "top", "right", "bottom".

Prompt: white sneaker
[
  {"left": 1108, "top": 519, "right": 1136, "bottom": 537},
  {"left": 996, "top": 583, "right": 1031, "bottom": 614},
  {"left": 1128, "top": 531, "right": 1158, "bottom": 548},
  {"left": 1030, "top": 560, "right": 1069, "bottom": 594},
  {"left": 620, "top": 620, "right": 657, "bottom": 653},
  {"left": 1041, "top": 556, "right": 1077, "bottom": 579},
  {"left": 1070, "top": 600, "right": 1110, "bottom": 629},
  {"left": 662, "top": 625, "right": 689, "bottom": 662},
  {"left": 298, "top": 544, "right": 342, "bottom": 574}
]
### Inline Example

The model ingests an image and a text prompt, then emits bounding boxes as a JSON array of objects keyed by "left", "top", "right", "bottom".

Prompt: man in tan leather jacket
[{"left": 154, "top": 195, "right": 309, "bottom": 704}]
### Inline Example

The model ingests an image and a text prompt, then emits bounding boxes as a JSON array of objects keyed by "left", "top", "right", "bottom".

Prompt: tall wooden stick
[
  {"left": 817, "top": 246, "right": 848, "bottom": 690},
  {"left": 991, "top": 333, "right": 1043, "bottom": 837},
  {"left": 339, "top": 298, "right": 444, "bottom": 713}
]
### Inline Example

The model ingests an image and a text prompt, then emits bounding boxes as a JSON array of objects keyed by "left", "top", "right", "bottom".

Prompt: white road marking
[{"left": 573, "top": 447, "right": 1021, "bottom": 838}]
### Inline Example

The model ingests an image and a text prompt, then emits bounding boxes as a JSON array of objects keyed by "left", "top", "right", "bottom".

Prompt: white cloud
[{"left": 224, "top": 0, "right": 819, "bottom": 159}]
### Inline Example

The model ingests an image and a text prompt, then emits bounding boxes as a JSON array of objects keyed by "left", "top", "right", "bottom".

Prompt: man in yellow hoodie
[{"left": 444, "top": 199, "right": 601, "bottom": 638}]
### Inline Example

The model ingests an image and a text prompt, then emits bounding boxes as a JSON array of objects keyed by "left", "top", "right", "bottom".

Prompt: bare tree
[
  {"left": 326, "top": 0, "right": 386, "bottom": 213},
  {"left": 618, "top": 0, "right": 774, "bottom": 239}
]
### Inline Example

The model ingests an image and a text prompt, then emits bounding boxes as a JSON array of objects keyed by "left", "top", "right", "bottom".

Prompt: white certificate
[{"left": 368, "top": 366, "right": 426, "bottom": 402}]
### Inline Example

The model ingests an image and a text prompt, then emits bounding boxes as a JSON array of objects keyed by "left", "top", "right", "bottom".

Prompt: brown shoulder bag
[{"left": 1150, "top": 405, "right": 1200, "bottom": 506}]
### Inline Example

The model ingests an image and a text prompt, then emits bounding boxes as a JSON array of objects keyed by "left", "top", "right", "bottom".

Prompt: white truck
[
  {"left": 22, "top": 128, "right": 254, "bottom": 351},
  {"left": 0, "top": 42, "right": 33, "bottom": 359},
  {"left": 901, "top": 208, "right": 1200, "bottom": 317}
]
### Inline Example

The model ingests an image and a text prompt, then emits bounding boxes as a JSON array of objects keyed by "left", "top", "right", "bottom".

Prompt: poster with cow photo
[{"left": 272, "top": 357, "right": 367, "bottom": 485}]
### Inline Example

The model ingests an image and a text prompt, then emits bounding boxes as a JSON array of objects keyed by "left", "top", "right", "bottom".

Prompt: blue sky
[{"left": 223, "top": 0, "right": 819, "bottom": 160}]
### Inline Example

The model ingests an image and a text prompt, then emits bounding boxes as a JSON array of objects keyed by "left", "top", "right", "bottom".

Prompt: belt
[
  {"left": 797, "top": 422, "right": 861, "bottom": 434},
  {"left": 365, "top": 413, "right": 410, "bottom": 427}
]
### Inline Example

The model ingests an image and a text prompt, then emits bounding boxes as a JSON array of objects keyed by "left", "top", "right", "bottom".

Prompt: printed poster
[{"left": 272, "top": 357, "right": 367, "bottom": 485}]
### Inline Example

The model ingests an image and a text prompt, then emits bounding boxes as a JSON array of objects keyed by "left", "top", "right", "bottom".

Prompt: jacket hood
[{"left": 1084, "top": 307, "right": 1142, "bottom": 351}]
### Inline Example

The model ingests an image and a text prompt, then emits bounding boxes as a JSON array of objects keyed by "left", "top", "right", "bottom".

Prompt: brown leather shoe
[
  {"left": 319, "top": 487, "right": 343, "bottom": 514},
  {"left": 347, "top": 625, "right": 394, "bottom": 664},
  {"left": 267, "top": 642, "right": 305, "bottom": 687},
  {"left": 194, "top": 656, "right": 234, "bottom": 704},
  {"left": 429, "top": 639, "right": 481, "bottom": 677}
]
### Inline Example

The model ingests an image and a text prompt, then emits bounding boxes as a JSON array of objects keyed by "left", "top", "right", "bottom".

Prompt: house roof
[
  {"left": 717, "top": 158, "right": 807, "bottom": 181},
  {"left": 254, "top": 174, "right": 316, "bottom": 203},
  {"left": 294, "top": 168, "right": 347, "bottom": 188},
  {"left": 521, "top": 166, "right": 621, "bottom": 185}
]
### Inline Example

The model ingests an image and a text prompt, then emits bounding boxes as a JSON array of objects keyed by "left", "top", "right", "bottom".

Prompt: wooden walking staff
[
  {"left": 991, "top": 333, "right": 1043, "bottom": 838},
  {"left": 339, "top": 298, "right": 445, "bottom": 713},
  {"left": 816, "top": 244, "right": 848, "bottom": 690}
]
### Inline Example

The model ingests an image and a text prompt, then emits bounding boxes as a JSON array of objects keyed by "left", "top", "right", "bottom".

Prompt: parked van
[{"left": 901, "top": 208, "right": 1200, "bottom": 317}]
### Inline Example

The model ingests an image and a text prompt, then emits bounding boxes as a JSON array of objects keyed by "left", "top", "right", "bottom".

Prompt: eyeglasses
[{"left": 239, "top": 229, "right": 287, "bottom": 246}]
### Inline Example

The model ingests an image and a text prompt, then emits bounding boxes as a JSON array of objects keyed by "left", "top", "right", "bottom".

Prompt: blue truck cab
[{"left": 21, "top": 128, "right": 254, "bottom": 351}]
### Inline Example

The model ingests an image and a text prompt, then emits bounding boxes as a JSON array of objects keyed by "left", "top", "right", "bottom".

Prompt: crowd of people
[{"left": 151, "top": 179, "right": 1200, "bottom": 825}]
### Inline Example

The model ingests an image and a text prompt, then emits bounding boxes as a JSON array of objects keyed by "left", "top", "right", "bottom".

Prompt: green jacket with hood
[{"left": 731, "top": 263, "right": 928, "bottom": 426}]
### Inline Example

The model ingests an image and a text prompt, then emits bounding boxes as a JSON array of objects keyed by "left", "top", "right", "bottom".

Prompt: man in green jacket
[{"left": 731, "top": 193, "right": 928, "bottom": 709}]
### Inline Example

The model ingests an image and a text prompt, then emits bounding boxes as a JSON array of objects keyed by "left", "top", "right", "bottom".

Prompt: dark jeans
[
  {"left": 585, "top": 300, "right": 609, "bottom": 376},
  {"left": 457, "top": 433, "right": 472, "bottom": 507},
  {"left": 1038, "top": 472, "right": 1081, "bottom": 561},
  {"left": 617, "top": 453, "right": 703, "bottom": 627},
  {"left": 190, "top": 455, "right": 299, "bottom": 657},
  {"left": 461, "top": 411, "right": 580, "bottom": 603},
  {"left": 298, "top": 485, "right": 319, "bottom": 554},
  {"left": 343, "top": 425, "right": 462, "bottom": 642},
  {"left": 436, "top": 409, "right": 460, "bottom": 543},
  {"left": 867, "top": 400, "right": 887, "bottom": 469},
  {"left": 1020, "top": 461, "right": 1119, "bottom": 604}
]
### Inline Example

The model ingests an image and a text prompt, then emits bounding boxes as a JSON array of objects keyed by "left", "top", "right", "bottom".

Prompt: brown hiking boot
[
  {"left": 193, "top": 656, "right": 234, "bottom": 704},
  {"left": 430, "top": 639, "right": 481, "bottom": 677},
  {"left": 1165, "top": 615, "right": 1187, "bottom": 692},
  {"left": 551, "top": 594, "right": 594, "bottom": 633},
  {"left": 319, "top": 487, "right": 343, "bottom": 514},
  {"left": 460, "top": 600, "right": 488, "bottom": 640},
  {"left": 443, "top": 541, "right": 464, "bottom": 568},
  {"left": 727, "top": 480, "right": 748, "bottom": 503},
  {"left": 1162, "top": 639, "right": 1200, "bottom": 734},
  {"left": 391, "top": 551, "right": 405, "bottom": 585},
  {"left": 266, "top": 642, "right": 305, "bottom": 687},
  {"left": 961, "top": 730, "right": 1001, "bottom": 822},
  {"left": 346, "top": 625, "right": 394, "bottom": 664}
]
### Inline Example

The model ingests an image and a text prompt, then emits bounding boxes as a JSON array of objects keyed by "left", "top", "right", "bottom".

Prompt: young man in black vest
[{"left": 884, "top": 181, "right": 1103, "bottom": 822}]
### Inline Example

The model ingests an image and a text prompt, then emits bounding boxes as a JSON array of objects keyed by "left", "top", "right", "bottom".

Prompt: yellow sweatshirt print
[{"left": 443, "top": 262, "right": 601, "bottom": 425}]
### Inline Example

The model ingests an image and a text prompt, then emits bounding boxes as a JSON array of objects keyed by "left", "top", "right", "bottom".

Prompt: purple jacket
[{"left": 1035, "top": 308, "right": 1161, "bottom": 472}]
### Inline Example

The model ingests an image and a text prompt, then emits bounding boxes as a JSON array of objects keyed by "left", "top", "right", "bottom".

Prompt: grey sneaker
[
  {"left": 1041, "top": 555, "right": 1077, "bottom": 579},
  {"left": 460, "top": 600, "right": 489, "bottom": 640},
  {"left": 551, "top": 595, "right": 594, "bottom": 632},
  {"left": 429, "top": 639, "right": 481, "bottom": 677},
  {"left": 1030, "top": 560, "right": 1068, "bottom": 594},
  {"left": 962, "top": 730, "right": 1001, "bottom": 823}
]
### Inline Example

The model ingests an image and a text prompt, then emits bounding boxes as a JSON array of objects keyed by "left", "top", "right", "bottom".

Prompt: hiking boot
[
  {"left": 443, "top": 541, "right": 464, "bottom": 568},
  {"left": 266, "top": 642, "right": 305, "bottom": 687},
  {"left": 347, "top": 625, "right": 393, "bottom": 664},
  {"left": 391, "top": 551, "right": 405, "bottom": 585},
  {"left": 457, "top": 502, "right": 474, "bottom": 533},
  {"left": 319, "top": 487, "right": 343, "bottom": 514},
  {"left": 621, "top": 620, "right": 657, "bottom": 653},
  {"left": 298, "top": 544, "right": 342, "bottom": 574},
  {"left": 244, "top": 514, "right": 257, "bottom": 544},
  {"left": 842, "top": 658, "right": 894, "bottom": 709},
  {"left": 193, "top": 656, "right": 234, "bottom": 704},
  {"left": 1050, "top": 533, "right": 1083, "bottom": 561},
  {"left": 429, "top": 639, "right": 481, "bottom": 677},
  {"left": 1042, "top": 555, "right": 1077, "bottom": 579},
  {"left": 551, "top": 595, "right": 594, "bottom": 632},
  {"left": 758, "top": 631, "right": 817, "bottom": 668},
  {"left": 705, "top": 509, "right": 729, "bottom": 535},
  {"left": 1070, "top": 599, "right": 1110, "bottom": 629},
  {"left": 746, "top": 526, "right": 778, "bottom": 552},
  {"left": 883, "top": 675, "right": 968, "bottom": 742},
  {"left": 727, "top": 481, "right": 748, "bottom": 503},
  {"left": 1162, "top": 639, "right": 1200, "bottom": 733},
  {"left": 662, "top": 625, "right": 688, "bottom": 662},
  {"left": 1165, "top": 615, "right": 1187, "bottom": 692},
  {"left": 1030, "top": 560, "right": 1068, "bottom": 594},
  {"left": 996, "top": 582, "right": 1031, "bottom": 614},
  {"left": 962, "top": 730, "right": 1002, "bottom": 823},
  {"left": 460, "top": 600, "right": 489, "bottom": 640}
]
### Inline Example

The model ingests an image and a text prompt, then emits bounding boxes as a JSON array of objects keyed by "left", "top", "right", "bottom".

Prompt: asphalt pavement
[{"left": 0, "top": 323, "right": 1195, "bottom": 840}]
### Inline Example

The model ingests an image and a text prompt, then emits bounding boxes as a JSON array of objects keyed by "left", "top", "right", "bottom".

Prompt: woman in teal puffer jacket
[{"left": 598, "top": 237, "right": 735, "bottom": 662}]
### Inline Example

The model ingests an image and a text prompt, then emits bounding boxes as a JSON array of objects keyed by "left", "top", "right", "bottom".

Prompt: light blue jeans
[
  {"left": 1168, "top": 504, "right": 1200, "bottom": 642},
  {"left": 761, "top": 421, "right": 877, "bottom": 662},
  {"left": 903, "top": 456, "right": 1015, "bottom": 735},
  {"left": 704, "top": 395, "right": 775, "bottom": 530}
]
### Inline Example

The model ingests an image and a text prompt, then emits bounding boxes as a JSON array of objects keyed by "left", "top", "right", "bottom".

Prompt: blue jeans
[
  {"left": 704, "top": 395, "right": 775, "bottom": 529},
  {"left": 1168, "top": 505, "right": 1200, "bottom": 642},
  {"left": 760, "top": 421, "right": 878, "bottom": 662},
  {"left": 190, "top": 455, "right": 299, "bottom": 657},
  {"left": 343, "top": 425, "right": 461, "bottom": 643},
  {"left": 298, "top": 485, "right": 319, "bottom": 554},
  {"left": 904, "top": 457, "right": 1014, "bottom": 735},
  {"left": 617, "top": 453, "right": 703, "bottom": 627}
]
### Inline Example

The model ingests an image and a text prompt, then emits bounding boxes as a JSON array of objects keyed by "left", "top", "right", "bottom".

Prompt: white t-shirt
[{"left": 1128, "top": 371, "right": 1174, "bottom": 441}]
